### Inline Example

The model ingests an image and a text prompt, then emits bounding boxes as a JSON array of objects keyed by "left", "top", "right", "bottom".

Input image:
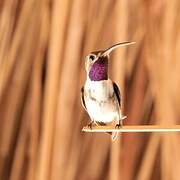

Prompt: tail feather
[
  {"left": 111, "top": 132, "right": 118, "bottom": 141},
  {"left": 107, "top": 132, "right": 118, "bottom": 141}
]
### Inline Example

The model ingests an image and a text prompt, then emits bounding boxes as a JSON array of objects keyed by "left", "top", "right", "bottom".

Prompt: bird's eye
[{"left": 89, "top": 54, "right": 96, "bottom": 61}]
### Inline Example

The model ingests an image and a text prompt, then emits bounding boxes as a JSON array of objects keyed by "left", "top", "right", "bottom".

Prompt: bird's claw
[
  {"left": 115, "top": 124, "right": 122, "bottom": 129},
  {"left": 115, "top": 116, "right": 126, "bottom": 129},
  {"left": 87, "top": 122, "right": 95, "bottom": 130},
  {"left": 115, "top": 120, "right": 123, "bottom": 129}
]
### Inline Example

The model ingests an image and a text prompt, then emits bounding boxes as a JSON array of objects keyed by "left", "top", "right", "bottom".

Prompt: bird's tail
[
  {"left": 107, "top": 132, "right": 118, "bottom": 141},
  {"left": 111, "top": 132, "right": 118, "bottom": 141},
  {"left": 108, "top": 115, "right": 127, "bottom": 141}
]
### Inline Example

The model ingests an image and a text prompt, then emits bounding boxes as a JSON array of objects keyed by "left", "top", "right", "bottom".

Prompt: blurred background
[{"left": 0, "top": 0, "right": 180, "bottom": 180}]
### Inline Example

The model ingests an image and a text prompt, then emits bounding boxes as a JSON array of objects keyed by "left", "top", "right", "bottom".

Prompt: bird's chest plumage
[
  {"left": 85, "top": 80, "right": 113, "bottom": 101},
  {"left": 84, "top": 79, "right": 119, "bottom": 123}
]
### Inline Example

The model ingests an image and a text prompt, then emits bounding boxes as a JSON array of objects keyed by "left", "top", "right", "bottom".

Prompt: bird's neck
[{"left": 88, "top": 57, "right": 108, "bottom": 81}]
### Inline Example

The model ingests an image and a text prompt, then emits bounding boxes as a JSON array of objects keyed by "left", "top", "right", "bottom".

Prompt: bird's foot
[
  {"left": 115, "top": 121, "right": 123, "bottom": 129},
  {"left": 87, "top": 121, "right": 96, "bottom": 130},
  {"left": 115, "top": 124, "right": 122, "bottom": 129},
  {"left": 115, "top": 115, "right": 126, "bottom": 129}
]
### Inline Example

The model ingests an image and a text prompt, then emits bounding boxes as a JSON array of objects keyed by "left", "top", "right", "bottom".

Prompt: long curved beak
[{"left": 101, "top": 41, "right": 135, "bottom": 57}]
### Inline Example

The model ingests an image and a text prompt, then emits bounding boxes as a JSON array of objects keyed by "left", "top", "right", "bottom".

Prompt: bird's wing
[
  {"left": 113, "top": 82, "right": 121, "bottom": 108},
  {"left": 80, "top": 86, "right": 87, "bottom": 111}
]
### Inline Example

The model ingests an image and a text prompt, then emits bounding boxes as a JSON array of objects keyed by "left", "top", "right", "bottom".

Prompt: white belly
[
  {"left": 85, "top": 99, "right": 119, "bottom": 123},
  {"left": 84, "top": 79, "right": 120, "bottom": 123}
]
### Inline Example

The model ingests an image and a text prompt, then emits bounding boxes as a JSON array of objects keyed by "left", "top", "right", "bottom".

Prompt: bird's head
[{"left": 85, "top": 42, "right": 135, "bottom": 81}]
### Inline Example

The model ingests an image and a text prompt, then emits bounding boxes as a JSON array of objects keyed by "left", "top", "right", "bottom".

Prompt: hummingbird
[{"left": 81, "top": 42, "right": 135, "bottom": 140}]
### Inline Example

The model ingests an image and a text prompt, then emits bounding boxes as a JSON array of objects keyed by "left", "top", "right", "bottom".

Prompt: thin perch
[{"left": 82, "top": 125, "right": 180, "bottom": 133}]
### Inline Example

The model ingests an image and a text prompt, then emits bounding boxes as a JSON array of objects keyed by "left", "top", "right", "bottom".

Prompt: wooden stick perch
[{"left": 82, "top": 125, "right": 180, "bottom": 133}]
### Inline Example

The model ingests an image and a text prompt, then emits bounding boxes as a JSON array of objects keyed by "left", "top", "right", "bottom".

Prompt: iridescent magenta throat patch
[{"left": 89, "top": 57, "right": 108, "bottom": 81}]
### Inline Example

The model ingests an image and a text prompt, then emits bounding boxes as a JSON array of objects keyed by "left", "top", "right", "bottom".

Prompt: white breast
[
  {"left": 84, "top": 79, "right": 120, "bottom": 123},
  {"left": 85, "top": 79, "right": 114, "bottom": 101}
]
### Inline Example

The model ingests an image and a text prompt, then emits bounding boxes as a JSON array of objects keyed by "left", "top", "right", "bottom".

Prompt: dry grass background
[{"left": 0, "top": 0, "right": 180, "bottom": 180}]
